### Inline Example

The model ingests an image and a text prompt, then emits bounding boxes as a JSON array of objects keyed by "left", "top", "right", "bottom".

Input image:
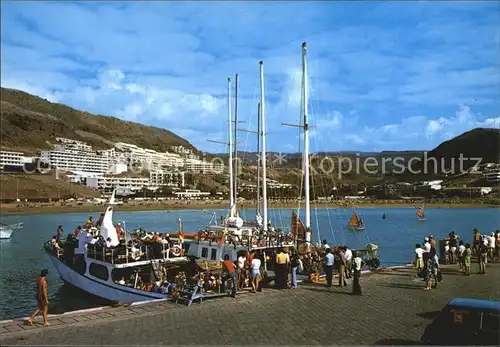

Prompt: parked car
[{"left": 422, "top": 298, "right": 500, "bottom": 345}]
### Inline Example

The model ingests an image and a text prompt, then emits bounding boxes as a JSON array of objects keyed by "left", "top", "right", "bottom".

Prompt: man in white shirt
[
  {"left": 415, "top": 243, "right": 424, "bottom": 276},
  {"left": 487, "top": 233, "right": 496, "bottom": 262},
  {"left": 344, "top": 246, "right": 353, "bottom": 279},
  {"left": 423, "top": 237, "right": 431, "bottom": 253},
  {"left": 324, "top": 248, "right": 334, "bottom": 287}
]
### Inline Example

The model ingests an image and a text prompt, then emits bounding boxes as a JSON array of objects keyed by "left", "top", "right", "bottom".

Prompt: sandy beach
[{"left": 1, "top": 199, "right": 498, "bottom": 216}]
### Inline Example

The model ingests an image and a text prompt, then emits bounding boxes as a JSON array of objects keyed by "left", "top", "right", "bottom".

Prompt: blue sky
[{"left": 1, "top": 1, "right": 499, "bottom": 153}]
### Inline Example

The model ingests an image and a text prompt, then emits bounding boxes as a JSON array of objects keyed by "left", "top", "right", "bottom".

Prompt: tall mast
[
  {"left": 233, "top": 74, "right": 239, "bottom": 212},
  {"left": 256, "top": 102, "right": 261, "bottom": 215},
  {"left": 302, "top": 42, "right": 311, "bottom": 243},
  {"left": 227, "top": 78, "right": 234, "bottom": 216},
  {"left": 259, "top": 61, "right": 268, "bottom": 232}
]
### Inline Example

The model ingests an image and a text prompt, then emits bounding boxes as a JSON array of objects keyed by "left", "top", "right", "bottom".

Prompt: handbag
[{"left": 437, "top": 269, "right": 443, "bottom": 282}]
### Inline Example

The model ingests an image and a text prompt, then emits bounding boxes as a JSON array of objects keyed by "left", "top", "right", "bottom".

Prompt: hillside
[
  {"left": 0, "top": 87, "right": 196, "bottom": 155},
  {"left": 427, "top": 128, "right": 500, "bottom": 169}
]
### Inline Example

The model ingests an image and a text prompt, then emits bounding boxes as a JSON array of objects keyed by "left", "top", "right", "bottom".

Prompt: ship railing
[{"left": 85, "top": 242, "right": 181, "bottom": 265}]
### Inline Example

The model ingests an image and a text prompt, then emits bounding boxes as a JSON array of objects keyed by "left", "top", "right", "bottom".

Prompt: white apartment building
[
  {"left": 174, "top": 189, "right": 210, "bottom": 199},
  {"left": 0, "top": 151, "right": 25, "bottom": 168},
  {"left": 149, "top": 169, "right": 185, "bottom": 187},
  {"left": 484, "top": 169, "right": 500, "bottom": 183},
  {"left": 184, "top": 158, "right": 224, "bottom": 173},
  {"left": 55, "top": 137, "right": 93, "bottom": 152},
  {"left": 114, "top": 142, "right": 184, "bottom": 168},
  {"left": 40, "top": 149, "right": 110, "bottom": 173},
  {"left": 86, "top": 176, "right": 150, "bottom": 192}
]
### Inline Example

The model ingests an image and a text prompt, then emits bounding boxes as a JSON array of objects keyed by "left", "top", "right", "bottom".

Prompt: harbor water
[{"left": 0, "top": 207, "right": 498, "bottom": 320}]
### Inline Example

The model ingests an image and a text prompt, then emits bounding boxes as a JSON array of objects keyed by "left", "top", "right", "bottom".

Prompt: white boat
[
  {"left": 175, "top": 69, "right": 295, "bottom": 265},
  {"left": 0, "top": 222, "right": 24, "bottom": 239},
  {"left": 44, "top": 190, "right": 189, "bottom": 303}
]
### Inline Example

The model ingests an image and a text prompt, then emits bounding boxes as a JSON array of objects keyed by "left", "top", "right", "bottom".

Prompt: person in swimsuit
[{"left": 27, "top": 269, "right": 49, "bottom": 327}]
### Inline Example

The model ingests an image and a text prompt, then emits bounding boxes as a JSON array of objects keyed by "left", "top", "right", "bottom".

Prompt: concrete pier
[{"left": 1, "top": 264, "right": 499, "bottom": 345}]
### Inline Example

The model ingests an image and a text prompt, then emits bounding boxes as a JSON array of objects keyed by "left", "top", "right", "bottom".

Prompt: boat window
[
  {"left": 201, "top": 247, "right": 208, "bottom": 258},
  {"left": 183, "top": 243, "right": 190, "bottom": 253},
  {"left": 73, "top": 257, "right": 86, "bottom": 275},
  {"left": 89, "top": 263, "right": 109, "bottom": 281},
  {"left": 210, "top": 248, "right": 217, "bottom": 261},
  {"left": 481, "top": 313, "right": 500, "bottom": 331}
]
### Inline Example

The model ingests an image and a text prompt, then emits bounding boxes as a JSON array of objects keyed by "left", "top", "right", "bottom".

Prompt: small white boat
[{"left": 0, "top": 222, "right": 24, "bottom": 239}]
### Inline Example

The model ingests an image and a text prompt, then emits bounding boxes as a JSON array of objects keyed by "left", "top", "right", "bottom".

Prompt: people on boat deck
[
  {"left": 84, "top": 216, "right": 94, "bottom": 229},
  {"left": 74, "top": 226, "right": 82, "bottom": 238},
  {"left": 55, "top": 225, "right": 63, "bottom": 241},
  {"left": 322, "top": 239, "right": 330, "bottom": 250},
  {"left": 115, "top": 223, "right": 122, "bottom": 240},
  {"left": 96, "top": 213, "right": 105, "bottom": 228},
  {"left": 222, "top": 254, "right": 237, "bottom": 298},
  {"left": 51, "top": 236, "right": 62, "bottom": 253},
  {"left": 118, "top": 277, "right": 126, "bottom": 285}
]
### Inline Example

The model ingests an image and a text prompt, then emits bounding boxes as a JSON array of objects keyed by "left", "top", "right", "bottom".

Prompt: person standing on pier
[
  {"left": 338, "top": 248, "right": 348, "bottom": 287},
  {"left": 323, "top": 248, "right": 334, "bottom": 287},
  {"left": 464, "top": 243, "right": 471, "bottom": 276},
  {"left": 478, "top": 242, "right": 487, "bottom": 274},
  {"left": 222, "top": 254, "right": 237, "bottom": 297},
  {"left": 351, "top": 252, "right": 365, "bottom": 295},
  {"left": 344, "top": 246, "right": 353, "bottom": 279},
  {"left": 27, "top": 269, "right": 49, "bottom": 327},
  {"left": 275, "top": 248, "right": 289, "bottom": 289}
]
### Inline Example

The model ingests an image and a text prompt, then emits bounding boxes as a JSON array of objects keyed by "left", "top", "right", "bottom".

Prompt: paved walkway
[{"left": 1, "top": 264, "right": 499, "bottom": 345}]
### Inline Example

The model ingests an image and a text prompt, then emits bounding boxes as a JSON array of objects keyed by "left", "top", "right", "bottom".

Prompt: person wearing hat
[{"left": 351, "top": 252, "right": 365, "bottom": 295}]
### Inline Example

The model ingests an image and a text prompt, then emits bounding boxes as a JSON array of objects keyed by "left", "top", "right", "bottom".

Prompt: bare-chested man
[{"left": 27, "top": 269, "right": 49, "bottom": 327}]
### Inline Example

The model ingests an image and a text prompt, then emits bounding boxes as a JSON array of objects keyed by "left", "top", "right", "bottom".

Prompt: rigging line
[{"left": 309, "top": 94, "right": 337, "bottom": 245}]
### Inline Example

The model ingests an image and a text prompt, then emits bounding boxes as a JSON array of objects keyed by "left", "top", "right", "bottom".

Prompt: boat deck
[{"left": 1, "top": 263, "right": 498, "bottom": 345}]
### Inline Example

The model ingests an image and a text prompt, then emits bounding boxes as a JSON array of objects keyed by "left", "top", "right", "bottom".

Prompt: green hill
[{"left": 0, "top": 87, "right": 196, "bottom": 155}]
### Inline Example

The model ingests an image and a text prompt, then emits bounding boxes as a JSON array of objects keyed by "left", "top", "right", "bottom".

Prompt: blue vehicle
[{"left": 422, "top": 298, "right": 500, "bottom": 345}]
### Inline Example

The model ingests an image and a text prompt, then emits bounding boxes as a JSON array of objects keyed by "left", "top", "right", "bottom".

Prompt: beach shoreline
[{"left": 1, "top": 200, "right": 498, "bottom": 216}]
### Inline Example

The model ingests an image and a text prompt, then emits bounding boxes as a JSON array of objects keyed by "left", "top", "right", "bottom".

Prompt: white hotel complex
[{"left": 1, "top": 137, "right": 224, "bottom": 194}]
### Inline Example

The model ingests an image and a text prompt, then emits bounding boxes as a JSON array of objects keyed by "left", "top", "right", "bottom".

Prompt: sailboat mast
[
  {"left": 259, "top": 61, "right": 268, "bottom": 232},
  {"left": 227, "top": 78, "right": 234, "bottom": 216},
  {"left": 302, "top": 42, "right": 311, "bottom": 243},
  {"left": 256, "top": 102, "right": 261, "bottom": 215},
  {"left": 233, "top": 74, "right": 239, "bottom": 211}
]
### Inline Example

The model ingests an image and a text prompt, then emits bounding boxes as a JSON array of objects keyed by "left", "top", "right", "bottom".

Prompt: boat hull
[
  {"left": 348, "top": 225, "right": 365, "bottom": 232},
  {"left": 46, "top": 253, "right": 169, "bottom": 303},
  {"left": 0, "top": 228, "right": 14, "bottom": 239}
]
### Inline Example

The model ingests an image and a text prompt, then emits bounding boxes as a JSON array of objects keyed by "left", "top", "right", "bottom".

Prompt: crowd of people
[{"left": 415, "top": 229, "right": 500, "bottom": 290}]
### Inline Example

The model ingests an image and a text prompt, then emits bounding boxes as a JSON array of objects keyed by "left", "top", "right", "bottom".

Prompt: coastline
[{"left": 1, "top": 200, "right": 498, "bottom": 217}]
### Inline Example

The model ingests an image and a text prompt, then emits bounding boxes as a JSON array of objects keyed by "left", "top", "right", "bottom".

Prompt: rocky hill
[{"left": 0, "top": 87, "right": 196, "bottom": 155}]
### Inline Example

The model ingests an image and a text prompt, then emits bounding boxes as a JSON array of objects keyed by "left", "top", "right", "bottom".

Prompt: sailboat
[
  {"left": 176, "top": 66, "right": 294, "bottom": 263},
  {"left": 347, "top": 211, "right": 365, "bottom": 232},
  {"left": 417, "top": 206, "right": 426, "bottom": 221}
]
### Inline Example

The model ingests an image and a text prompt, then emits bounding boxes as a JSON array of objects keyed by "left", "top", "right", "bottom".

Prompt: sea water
[{"left": 0, "top": 207, "right": 498, "bottom": 319}]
